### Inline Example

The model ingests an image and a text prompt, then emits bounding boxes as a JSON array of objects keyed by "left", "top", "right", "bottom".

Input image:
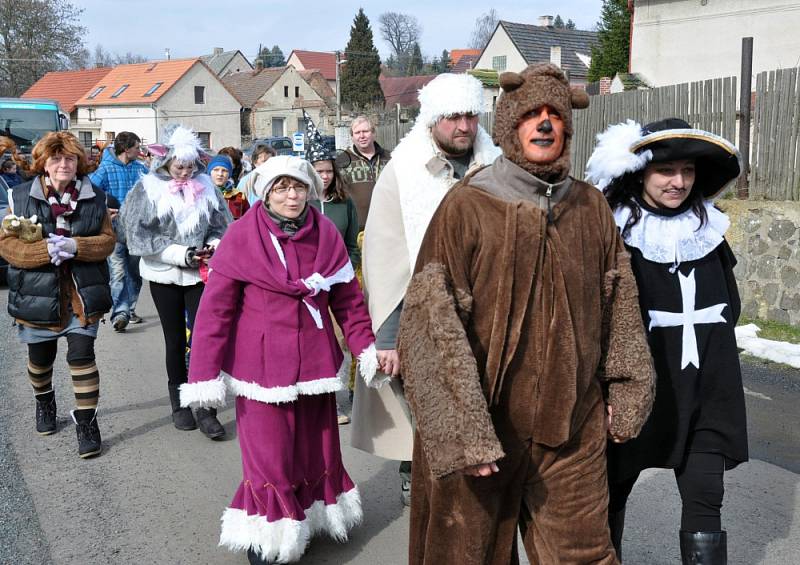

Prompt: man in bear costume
[{"left": 397, "top": 63, "right": 657, "bottom": 564}]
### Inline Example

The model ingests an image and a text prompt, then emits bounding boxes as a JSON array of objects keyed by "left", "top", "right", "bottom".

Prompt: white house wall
[
  {"left": 631, "top": 0, "right": 800, "bottom": 86},
  {"left": 74, "top": 106, "right": 158, "bottom": 145},
  {"left": 156, "top": 63, "right": 241, "bottom": 149},
  {"left": 220, "top": 53, "right": 253, "bottom": 76},
  {"left": 475, "top": 26, "right": 529, "bottom": 73}
]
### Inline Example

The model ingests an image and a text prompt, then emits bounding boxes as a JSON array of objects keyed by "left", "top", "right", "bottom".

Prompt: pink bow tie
[{"left": 168, "top": 178, "right": 204, "bottom": 205}]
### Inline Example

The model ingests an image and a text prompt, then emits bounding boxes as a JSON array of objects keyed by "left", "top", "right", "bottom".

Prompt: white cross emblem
[{"left": 648, "top": 269, "right": 727, "bottom": 370}]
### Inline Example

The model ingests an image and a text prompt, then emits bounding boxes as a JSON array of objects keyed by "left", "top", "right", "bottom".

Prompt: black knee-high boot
[
  {"left": 679, "top": 531, "right": 727, "bottom": 565},
  {"left": 609, "top": 507, "right": 626, "bottom": 561}
]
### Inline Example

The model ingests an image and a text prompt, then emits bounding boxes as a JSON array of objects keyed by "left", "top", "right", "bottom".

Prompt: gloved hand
[
  {"left": 184, "top": 247, "right": 199, "bottom": 268},
  {"left": 46, "top": 234, "right": 77, "bottom": 266}
]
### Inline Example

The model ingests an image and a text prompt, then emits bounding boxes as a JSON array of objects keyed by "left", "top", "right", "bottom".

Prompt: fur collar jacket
[
  {"left": 397, "top": 167, "right": 656, "bottom": 478},
  {"left": 120, "top": 172, "right": 232, "bottom": 257}
]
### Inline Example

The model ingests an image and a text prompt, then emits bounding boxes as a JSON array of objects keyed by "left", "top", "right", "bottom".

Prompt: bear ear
[
  {"left": 571, "top": 88, "right": 590, "bottom": 109},
  {"left": 499, "top": 72, "right": 524, "bottom": 92}
]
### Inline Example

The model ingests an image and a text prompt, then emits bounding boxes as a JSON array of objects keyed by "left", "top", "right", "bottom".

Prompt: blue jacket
[{"left": 89, "top": 148, "right": 148, "bottom": 204}]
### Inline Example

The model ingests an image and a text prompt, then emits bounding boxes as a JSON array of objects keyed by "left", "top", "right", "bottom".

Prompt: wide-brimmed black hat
[
  {"left": 585, "top": 117, "right": 742, "bottom": 198},
  {"left": 631, "top": 118, "right": 741, "bottom": 198}
]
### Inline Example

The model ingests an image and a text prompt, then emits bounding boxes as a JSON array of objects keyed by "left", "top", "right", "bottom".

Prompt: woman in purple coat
[{"left": 179, "top": 156, "right": 381, "bottom": 564}]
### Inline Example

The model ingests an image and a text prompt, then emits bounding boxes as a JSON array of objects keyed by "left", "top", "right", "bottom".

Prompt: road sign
[{"left": 292, "top": 132, "right": 305, "bottom": 153}]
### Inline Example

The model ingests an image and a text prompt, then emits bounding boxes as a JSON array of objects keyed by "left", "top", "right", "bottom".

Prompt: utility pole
[
  {"left": 335, "top": 50, "right": 342, "bottom": 125},
  {"left": 737, "top": 37, "right": 753, "bottom": 198}
]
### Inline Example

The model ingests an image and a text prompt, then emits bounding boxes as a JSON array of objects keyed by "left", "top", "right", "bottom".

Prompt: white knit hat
[
  {"left": 252, "top": 155, "right": 323, "bottom": 201},
  {"left": 416, "top": 73, "right": 486, "bottom": 127}
]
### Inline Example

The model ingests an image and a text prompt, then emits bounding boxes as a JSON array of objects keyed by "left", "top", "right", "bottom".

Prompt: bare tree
[
  {"left": 90, "top": 45, "right": 147, "bottom": 67},
  {"left": 0, "top": 0, "right": 87, "bottom": 96},
  {"left": 379, "top": 11, "right": 421, "bottom": 73},
  {"left": 469, "top": 9, "right": 499, "bottom": 50}
]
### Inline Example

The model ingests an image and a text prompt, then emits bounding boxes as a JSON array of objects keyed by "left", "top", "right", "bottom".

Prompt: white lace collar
[{"left": 614, "top": 200, "right": 729, "bottom": 265}]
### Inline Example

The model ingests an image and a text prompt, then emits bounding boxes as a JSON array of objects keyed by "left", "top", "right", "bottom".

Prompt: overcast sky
[{"left": 79, "top": 0, "right": 602, "bottom": 62}]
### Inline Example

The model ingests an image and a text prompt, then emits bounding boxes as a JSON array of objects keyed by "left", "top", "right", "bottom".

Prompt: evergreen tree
[
  {"left": 566, "top": 19, "right": 577, "bottom": 30},
  {"left": 553, "top": 15, "right": 565, "bottom": 29},
  {"left": 341, "top": 8, "right": 384, "bottom": 111},
  {"left": 439, "top": 49, "right": 451, "bottom": 72},
  {"left": 269, "top": 45, "right": 286, "bottom": 67},
  {"left": 588, "top": 0, "right": 631, "bottom": 81},
  {"left": 406, "top": 42, "right": 423, "bottom": 76}
]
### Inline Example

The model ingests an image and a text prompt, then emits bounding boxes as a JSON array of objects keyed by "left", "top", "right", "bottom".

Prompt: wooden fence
[
  {"left": 571, "top": 77, "right": 738, "bottom": 179},
  {"left": 750, "top": 67, "right": 800, "bottom": 199}
]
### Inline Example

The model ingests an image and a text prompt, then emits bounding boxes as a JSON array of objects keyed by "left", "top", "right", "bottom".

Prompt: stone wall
[{"left": 720, "top": 200, "right": 800, "bottom": 325}]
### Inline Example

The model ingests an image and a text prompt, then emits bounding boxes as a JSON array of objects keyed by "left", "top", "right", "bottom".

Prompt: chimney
[
  {"left": 213, "top": 47, "right": 223, "bottom": 56},
  {"left": 254, "top": 59, "right": 264, "bottom": 73},
  {"left": 165, "top": 48, "right": 170, "bottom": 60},
  {"left": 538, "top": 15, "right": 554, "bottom": 27},
  {"left": 550, "top": 46, "right": 562, "bottom": 68}
]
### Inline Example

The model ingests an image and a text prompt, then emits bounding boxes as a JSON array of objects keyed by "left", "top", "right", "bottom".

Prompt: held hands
[
  {"left": 377, "top": 349, "right": 400, "bottom": 377},
  {"left": 462, "top": 461, "right": 500, "bottom": 477},
  {"left": 46, "top": 234, "right": 77, "bottom": 265},
  {"left": 186, "top": 245, "right": 215, "bottom": 268}
]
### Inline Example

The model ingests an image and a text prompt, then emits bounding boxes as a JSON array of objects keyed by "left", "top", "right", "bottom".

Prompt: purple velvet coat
[{"left": 187, "top": 204, "right": 374, "bottom": 394}]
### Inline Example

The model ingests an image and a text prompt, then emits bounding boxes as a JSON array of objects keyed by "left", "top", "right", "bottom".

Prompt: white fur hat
[
  {"left": 416, "top": 73, "right": 485, "bottom": 127},
  {"left": 252, "top": 155, "right": 323, "bottom": 201}
]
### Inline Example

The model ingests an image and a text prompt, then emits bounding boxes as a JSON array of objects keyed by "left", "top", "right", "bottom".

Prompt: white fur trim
[
  {"left": 141, "top": 173, "right": 218, "bottom": 237},
  {"left": 417, "top": 73, "right": 485, "bottom": 127},
  {"left": 225, "top": 375, "right": 343, "bottom": 405},
  {"left": 358, "top": 344, "right": 389, "bottom": 388},
  {"left": 585, "top": 120, "right": 652, "bottom": 190},
  {"left": 165, "top": 126, "right": 204, "bottom": 163},
  {"left": 393, "top": 124, "right": 500, "bottom": 273},
  {"left": 219, "top": 487, "right": 362, "bottom": 563},
  {"left": 179, "top": 377, "right": 227, "bottom": 408},
  {"left": 614, "top": 200, "right": 730, "bottom": 264}
]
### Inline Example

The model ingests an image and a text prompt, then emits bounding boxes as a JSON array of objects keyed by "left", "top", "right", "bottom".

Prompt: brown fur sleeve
[
  {"left": 74, "top": 213, "right": 115, "bottom": 262},
  {"left": 598, "top": 249, "right": 656, "bottom": 441},
  {"left": 0, "top": 232, "right": 51, "bottom": 268},
  {"left": 398, "top": 264, "right": 505, "bottom": 479}
]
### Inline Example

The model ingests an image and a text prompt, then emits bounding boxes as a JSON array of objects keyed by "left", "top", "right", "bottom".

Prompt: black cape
[{"left": 608, "top": 229, "right": 749, "bottom": 481}]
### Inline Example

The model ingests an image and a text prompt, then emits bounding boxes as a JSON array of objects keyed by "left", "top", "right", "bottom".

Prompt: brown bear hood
[{"left": 493, "top": 63, "right": 589, "bottom": 183}]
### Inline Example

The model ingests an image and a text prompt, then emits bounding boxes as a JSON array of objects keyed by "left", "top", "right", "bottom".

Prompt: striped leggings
[{"left": 27, "top": 334, "right": 100, "bottom": 410}]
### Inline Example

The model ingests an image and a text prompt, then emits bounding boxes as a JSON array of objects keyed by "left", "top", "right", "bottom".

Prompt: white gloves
[{"left": 47, "top": 233, "right": 77, "bottom": 265}]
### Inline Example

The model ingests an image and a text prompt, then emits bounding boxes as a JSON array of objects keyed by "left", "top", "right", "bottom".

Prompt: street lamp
[{"left": 335, "top": 51, "right": 348, "bottom": 125}]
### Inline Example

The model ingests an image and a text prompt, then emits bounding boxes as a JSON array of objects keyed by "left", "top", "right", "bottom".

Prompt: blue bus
[{"left": 0, "top": 98, "right": 69, "bottom": 154}]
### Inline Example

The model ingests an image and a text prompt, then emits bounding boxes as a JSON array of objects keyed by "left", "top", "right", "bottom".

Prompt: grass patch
[{"left": 739, "top": 317, "right": 800, "bottom": 345}]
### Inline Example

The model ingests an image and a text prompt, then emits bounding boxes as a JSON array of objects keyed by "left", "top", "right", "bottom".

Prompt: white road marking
[{"left": 743, "top": 386, "right": 773, "bottom": 401}]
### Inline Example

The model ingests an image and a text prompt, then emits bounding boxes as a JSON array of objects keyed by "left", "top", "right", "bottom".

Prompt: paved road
[{"left": 0, "top": 287, "right": 797, "bottom": 565}]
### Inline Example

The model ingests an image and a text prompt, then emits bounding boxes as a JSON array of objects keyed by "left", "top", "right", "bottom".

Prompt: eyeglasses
[{"left": 271, "top": 184, "right": 308, "bottom": 196}]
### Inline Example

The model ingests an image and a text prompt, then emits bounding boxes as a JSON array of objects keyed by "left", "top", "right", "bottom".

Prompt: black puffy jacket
[{"left": 7, "top": 178, "right": 112, "bottom": 325}]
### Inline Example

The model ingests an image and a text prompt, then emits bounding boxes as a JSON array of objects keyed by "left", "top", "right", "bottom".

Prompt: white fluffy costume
[
  {"left": 119, "top": 126, "right": 232, "bottom": 284},
  {"left": 352, "top": 73, "right": 502, "bottom": 461}
]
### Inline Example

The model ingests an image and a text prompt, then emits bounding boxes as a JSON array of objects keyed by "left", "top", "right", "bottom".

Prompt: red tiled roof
[
  {"left": 298, "top": 69, "right": 335, "bottom": 100},
  {"left": 450, "top": 49, "right": 481, "bottom": 65},
  {"left": 21, "top": 67, "right": 113, "bottom": 113},
  {"left": 75, "top": 59, "right": 199, "bottom": 106},
  {"left": 288, "top": 50, "right": 336, "bottom": 81},
  {"left": 451, "top": 55, "right": 480, "bottom": 73},
  {"left": 379, "top": 75, "right": 437, "bottom": 108},
  {"left": 222, "top": 67, "right": 287, "bottom": 108}
]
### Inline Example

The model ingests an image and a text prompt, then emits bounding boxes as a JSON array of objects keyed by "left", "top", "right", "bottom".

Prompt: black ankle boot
[
  {"left": 195, "top": 407, "right": 225, "bottom": 440},
  {"left": 35, "top": 391, "right": 57, "bottom": 435},
  {"left": 679, "top": 531, "right": 727, "bottom": 565},
  {"left": 247, "top": 548, "right": 270, "bottom": 565},
  {"left": 168, "top": 384, "right": 196, "bottom": 431},
  {"left": 609, "top": 507, "right": 626, "bottom": 561},
  {"left": 72, "top": 409, "right": 102, "bottom": 458}
]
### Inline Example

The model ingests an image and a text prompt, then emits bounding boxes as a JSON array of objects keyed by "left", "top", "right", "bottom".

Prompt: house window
[
  {"left": 110, "top": 84, "right": 129, "bottom": 98},
  {"left": 492, "top": 56, "right": 507, "bottom": 71},
  {"left": 295, "top": 86, "right": 300, "bottom": 98},
  {"left": 197, "top": 132, "right": 211, "bottom": 148},
  {"left": 79, "top": 131, "right": 92, "bottom": 147},
  {"left": 105, "top": 131, "right": 115, "bottom": 141},
  {"left": 144, "top": 82, "right": 163, "bottom": 97},
  {"left": 87, "top": 86, "right": 105, "bottom": 99},
  {"left": 284, "top": 86, "right": 289, "bottom": 97},
  {"left": 297, "top": 117, "right": 306, "bottom": 132},
  {"left": 194, "top": 86, "right": 205, "bottom": 104}
]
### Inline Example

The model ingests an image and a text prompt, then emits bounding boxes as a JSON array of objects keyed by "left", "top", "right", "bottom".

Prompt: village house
[
  {"left": 474, "top": 16, "right": 599, "bottom": 87},
  {"left": 21, "top": 67, "right": 113, "bottom": 146},
  {"left": 286, "top": 50, "right": 338, "bottom": 95},
  {"left": 222, "top": 64, "right": 334, "bottom": 142},
  {"left": 449, "top": 49, "right": 481, "bottom": 73},
  {"left": 201, "top": 48, "right": 253, "bottom": 77},
  {"left": 630, "top": 0, "right": 800, "bottom": 87},
  {"left": 73, "top": 58, "right": 242, "bottom": 149}
]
